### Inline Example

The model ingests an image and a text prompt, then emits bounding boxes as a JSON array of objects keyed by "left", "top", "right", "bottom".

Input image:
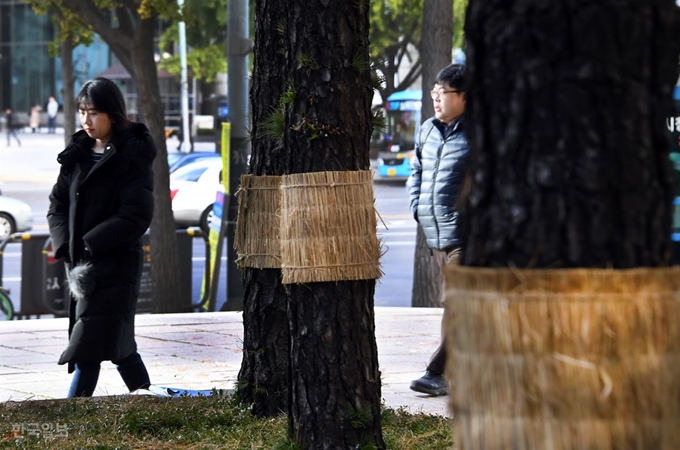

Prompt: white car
[
  {"left": 170, "top": 158, "right": 224, "bottom": 232},
  {"left": 0, "top": 195, "right": 33, "bottom": 241}
]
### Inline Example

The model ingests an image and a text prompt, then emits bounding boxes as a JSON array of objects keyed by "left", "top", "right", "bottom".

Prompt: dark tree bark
[
  {"left": 60, "top": 34, "right": 76, "bottom": 145},
  {"left": 420, "top": 0, "right": 454, "bottom": 121},
  {"left": 411, "top": 227, "right": 446, "bottom": 307},
  {"left": 238, "top": 269, "right": 289, "bottom": 415},
  {"left": 247, "top": 1, "right": 385, "bottom": 448},
  {"left": 287, "top": 283, "right": 383, "bottom": 449},
  {"left": 411, "top": 0, "right": 453, "bottom": 307},
  {"left": 46, "top": 4, "right": 76, "bottom": 144},
  {"left": 461, "top": 0, "right": 680, "bottom": 269},
  {"left": 237, "top": 0, "right": 292, "bottom": 417},
  {"left": 61, "top": 1, "right": 184, "bottom": 312},
  {"left": 283, "top": 0, "right": 383, "bottom": 443}
]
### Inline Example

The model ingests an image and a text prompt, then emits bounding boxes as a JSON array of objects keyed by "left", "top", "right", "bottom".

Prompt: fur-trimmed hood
[{"left": 57, "top": 122, "right": 157, "bottom": 170}]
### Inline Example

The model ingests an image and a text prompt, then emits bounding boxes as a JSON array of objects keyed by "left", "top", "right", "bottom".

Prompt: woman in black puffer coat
[{"left": 47, "top": 77, "right": 155, "bottom": 397}]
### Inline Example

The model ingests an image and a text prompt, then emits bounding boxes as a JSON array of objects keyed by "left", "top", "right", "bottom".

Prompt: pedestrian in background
[
  {"left": 30, "top": 101, "right": 42, "bottom": 133},
  {"left": 47, "top": 96, "right": 59, "bottom": 133},
  {"left": 4, "top": 108, "right": 21, "bottom": 147},
  {"left": 47, "top": 77, "right": 156, "bottom": 397},
  {"left": 408, "top": 63, "right": 468, "bottom": 396}
]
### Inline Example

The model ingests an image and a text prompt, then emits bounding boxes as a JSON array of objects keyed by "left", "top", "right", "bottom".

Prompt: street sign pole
[{"left": 223, "top": 0, "right": 250, "bottom": 311}]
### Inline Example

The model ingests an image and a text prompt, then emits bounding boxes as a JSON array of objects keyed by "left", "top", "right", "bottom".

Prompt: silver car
[
  {"left": 170, "top": 158, "right": 223, "bottom": 233},
  {"left": 0, "top": 195, "right": 33, "bottom": 240}
]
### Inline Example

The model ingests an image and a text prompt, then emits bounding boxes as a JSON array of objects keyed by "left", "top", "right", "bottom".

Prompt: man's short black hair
[{"left": 436, "top": 64, "right": 465, "bottom": 91}]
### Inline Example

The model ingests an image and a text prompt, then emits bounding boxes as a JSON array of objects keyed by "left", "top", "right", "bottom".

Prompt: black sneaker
[{"left": 409, "top": 370, "right": 449, "bottom": 396}]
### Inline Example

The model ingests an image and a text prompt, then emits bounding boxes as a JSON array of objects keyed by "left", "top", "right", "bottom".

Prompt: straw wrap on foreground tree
[
  {"left": 444, "top": 265, "right": 680, "bottom": 450},
  {"left": 234, "top": 174, "right": 283, "bottom": 269},
  {"left": 234, "top": 170, "right": 382, "bottom": 284},
  {"left": 279, "top": 170, "right": 382, "bottom": 284}
]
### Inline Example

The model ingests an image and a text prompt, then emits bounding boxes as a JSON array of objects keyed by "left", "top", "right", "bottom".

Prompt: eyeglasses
[{"left": 430, "top": 90, "right": 462, "bottom": 100}]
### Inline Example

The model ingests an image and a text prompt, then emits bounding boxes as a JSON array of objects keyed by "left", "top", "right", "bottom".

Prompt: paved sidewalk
[{"left": 0, "top": 307, "right": 449, "bottom": 416}]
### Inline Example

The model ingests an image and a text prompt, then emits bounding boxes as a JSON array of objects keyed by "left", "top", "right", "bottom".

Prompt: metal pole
[
  {"left": 223, "top": 0, "right": 250, "bottom": 310},
  {"left": 178, "top": 0, "right": 191, "bottom": 152}
]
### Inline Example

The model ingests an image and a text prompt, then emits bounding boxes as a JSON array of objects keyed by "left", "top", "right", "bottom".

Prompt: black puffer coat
[
  {"left": 47, "top": 123, "right": 156, "bottom": 372},
  {"left": 408, "top": 116, "right": 468, "bottom": 251}
]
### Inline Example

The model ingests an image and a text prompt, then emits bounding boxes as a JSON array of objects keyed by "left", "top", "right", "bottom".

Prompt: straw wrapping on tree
[
  {"left": 444, "top": 265, "right": 680, "bottom": 450},
  {"left": 234, "top": 174, "right": 283, "bottom": 269},
  {"left": 279, "top": 170, "right": 382, "bottom": 284}
]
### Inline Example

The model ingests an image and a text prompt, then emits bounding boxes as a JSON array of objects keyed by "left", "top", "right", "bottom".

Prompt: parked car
[
  {"left": 0, "top": 195, "right": 33, "bottom": 241},
  {"left": 167, "top": 151, "right": 221, "bottom": 173},
  {"left": 170, "top": 158, "right": 224, "bottom": 232}
]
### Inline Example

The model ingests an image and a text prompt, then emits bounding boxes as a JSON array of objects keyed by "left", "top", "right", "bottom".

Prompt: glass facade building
[
  {"left": 0, "top": 0, "right": 55, "bottom": 114},
  {"left": 1, "top": 2, "right": 199, "bottom": 131},
  {"left": 0, "top": 0, "right": 111, "bottom": 116}
]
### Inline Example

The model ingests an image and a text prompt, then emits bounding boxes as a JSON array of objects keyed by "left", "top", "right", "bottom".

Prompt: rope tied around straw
[
  {"left": 234, "top": 171, "right": 383, "bottom": 283},
  {"left": 234, "top": 174, "right": 283, "bottom": 269},
  {"left": 279, "top": 170, "right": 382, "bottom": 284}
]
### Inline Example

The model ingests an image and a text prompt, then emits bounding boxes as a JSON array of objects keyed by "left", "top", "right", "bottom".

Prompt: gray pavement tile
[
  {"left": 184, "top": 325, "right": 246, "bottom": 334},
  {"left": 0, "top": 366, "right": 26, "bottom": 375},
  {"left": 134, "top": 338, "right": 200, "bottom": 350},
  {"left": 1, "top": 362, "right": 63, "bottom": 373},
  {"left": 0, "top": 337, "right": 64, "bottom": 350},
  {"left": 2, "top": 352, "right": 60, "bottom": 364},
  {"left": 0, "top": 371, "right": 69, "bottom": 385},
  {"left": 0, "top": 308, "right": 448, "bottom": 416},
  {"left": 0, "top": 319, "right": 65, "bottom": 333},
  {"left": 134, "top": 331, "right": 229, "bottom": 346},
  {"left": 0, "top": 347, "right": 29, "bottom": 357}
]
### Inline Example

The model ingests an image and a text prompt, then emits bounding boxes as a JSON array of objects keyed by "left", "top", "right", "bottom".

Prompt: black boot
[{"left": 409, "top": 370, "right": 449, "bottom": 396}]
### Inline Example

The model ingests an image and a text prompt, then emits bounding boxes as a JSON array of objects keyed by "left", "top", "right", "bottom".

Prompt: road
[{"left": 0, "top": 132, "right": 416, "bottom": 315}]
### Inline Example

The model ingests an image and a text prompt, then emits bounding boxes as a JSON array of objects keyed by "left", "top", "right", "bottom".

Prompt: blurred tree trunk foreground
[
  {"left": 243, "top": 1, "right": 385, "bottom": 448},
  {"left": 461, "top": 1, "right": 680, "bottom": 268}
]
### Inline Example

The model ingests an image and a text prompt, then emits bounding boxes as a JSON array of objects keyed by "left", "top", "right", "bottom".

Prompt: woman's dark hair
[{"left": 76, "top": 77, "right": 131, "bottom": 132}]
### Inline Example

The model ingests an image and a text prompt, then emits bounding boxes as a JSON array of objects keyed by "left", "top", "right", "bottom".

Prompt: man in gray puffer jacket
[{"left": 408, "top": 63, "right": 468, "bottom": 396}]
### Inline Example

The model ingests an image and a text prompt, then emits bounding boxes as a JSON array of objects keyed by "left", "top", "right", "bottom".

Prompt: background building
[
  {"left": 0, "top": 0, "right": 110, "bottom": 122},
  {"left": 1, "top": 0, "right": 57, "bottom": 115}
]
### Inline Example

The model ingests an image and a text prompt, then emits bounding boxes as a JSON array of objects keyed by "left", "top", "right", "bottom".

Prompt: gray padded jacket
[{"left": 408, "top": 116, "right": 468, "bottom": 251}]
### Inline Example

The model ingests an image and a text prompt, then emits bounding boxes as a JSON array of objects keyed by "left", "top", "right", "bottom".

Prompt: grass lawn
[{"left": 0, "top": 393, "right": 453, "bottom": 449}]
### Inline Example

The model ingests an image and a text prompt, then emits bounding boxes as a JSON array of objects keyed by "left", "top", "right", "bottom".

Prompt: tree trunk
[
  {"left": 60, "top": 34, "right": 76, "bottom": 145},
  {"left": 237, "top": 269, "right": 289, "bottom": 415},
  {"left": 411, "top": 0, "right": 453, "bottom": 307},
  {"left": 247, "top": 0, "right": 384, "bottom": 447},
  {"left": 411, "top": 227, "right": 445, "bottom": 307},
  {"left": 288, "top": 283, "right": 383, "bottom": 449},
  {"left": 283, "top": 1, "right": 384, "bottom": 446},
  {"left": 132, "top": 17, "right": 185, "bottom": 313},
  {"left": 420, "top": 0, "right": 453, "bottom": 120},
  {"left": 460, "top": 0, "right": 680, "bottom": 269},
  {"left": 237, "top": 0, "right": 292, "bottom": 416}
]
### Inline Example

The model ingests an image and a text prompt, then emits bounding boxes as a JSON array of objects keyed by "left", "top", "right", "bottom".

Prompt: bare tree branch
[
  {"left": 61, "top": 0, "right": 134, "bottom": 54},
  {"left": 116, "top": 6, "right": 136, "bottom": 39},
  {"left": 119, "top": 0, "right": 139, "bottom": 11}
]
